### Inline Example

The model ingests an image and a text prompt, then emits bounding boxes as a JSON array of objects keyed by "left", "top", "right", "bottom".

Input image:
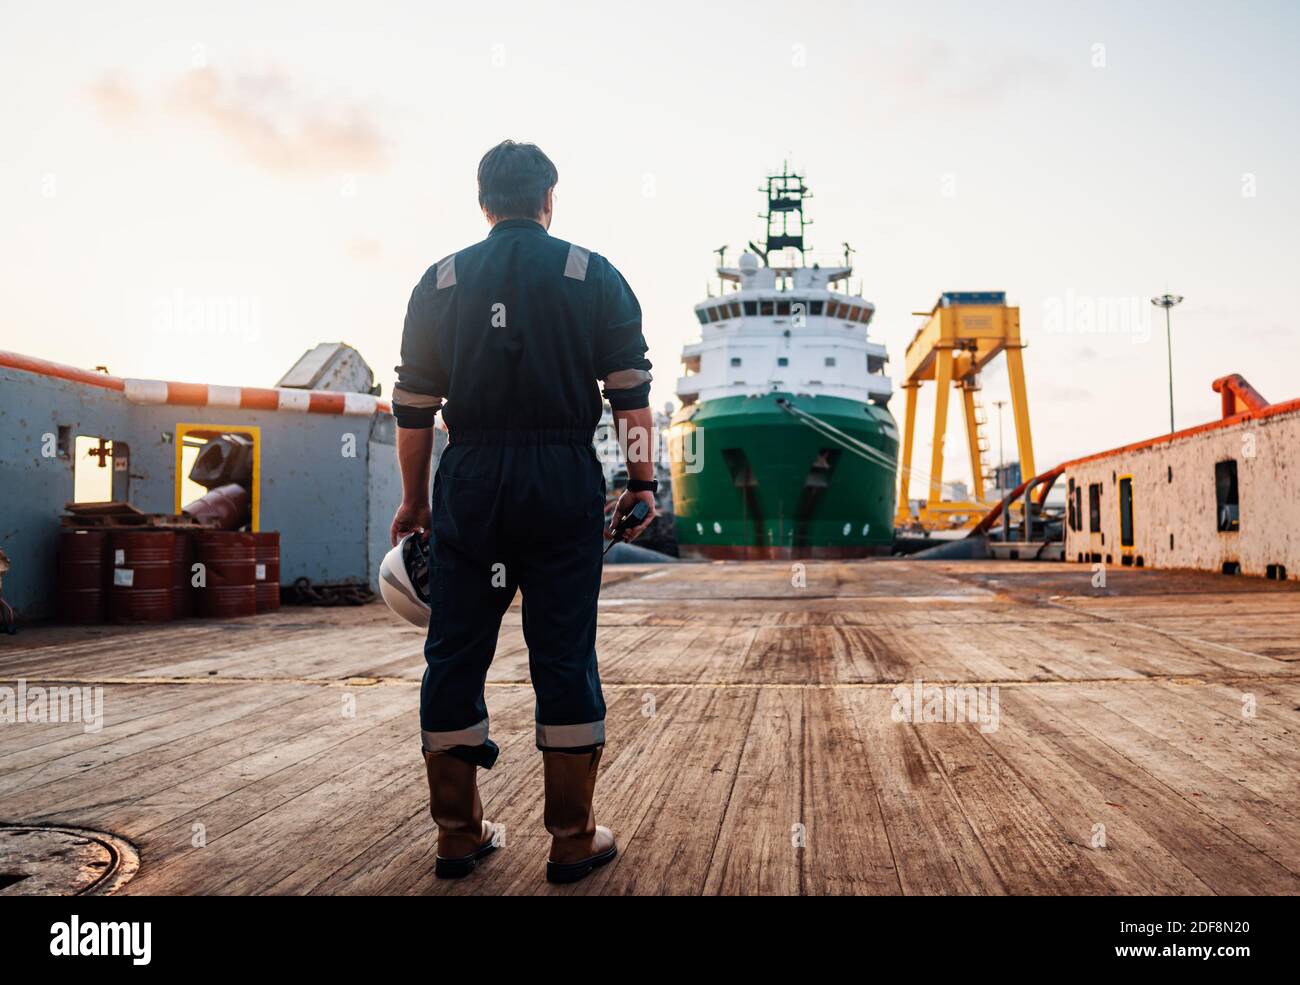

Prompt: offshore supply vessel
[{"left": 668, "top": 168, "right": 899, "bottom": 559}]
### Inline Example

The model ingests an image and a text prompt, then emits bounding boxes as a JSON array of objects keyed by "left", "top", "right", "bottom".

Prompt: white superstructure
[{"left": 676, "top": 251, "right": 892, "bottom": 407}]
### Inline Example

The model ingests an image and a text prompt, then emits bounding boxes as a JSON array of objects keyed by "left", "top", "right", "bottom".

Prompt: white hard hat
[{"left": 379, "top": 533, "right": 431, "bottom": 627}]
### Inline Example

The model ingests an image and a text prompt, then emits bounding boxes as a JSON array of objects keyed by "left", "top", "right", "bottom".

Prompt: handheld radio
[{"left": 603, "top": 500, "right": 650, "bottom": 556}]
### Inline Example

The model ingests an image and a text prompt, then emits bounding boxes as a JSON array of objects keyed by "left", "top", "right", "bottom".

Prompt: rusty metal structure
[
  {"left": 276, "top": 342, "right": 382, "bottom": 396},
  {"left": 1060, "top": 374, "right": 1300, "bottom": 578}
]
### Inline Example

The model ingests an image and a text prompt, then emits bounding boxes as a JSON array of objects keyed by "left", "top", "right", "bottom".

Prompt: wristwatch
[{"left": 626, "top": 478, "right": 658, "bottom": 493}]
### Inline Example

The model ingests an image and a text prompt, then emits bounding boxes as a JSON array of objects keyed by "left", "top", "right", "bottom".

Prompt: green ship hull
[{"left": 668, "top": 392, "right": 899, "bottom": 560}]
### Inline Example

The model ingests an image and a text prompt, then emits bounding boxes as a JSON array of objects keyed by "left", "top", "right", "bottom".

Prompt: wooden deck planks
[
  {"left": 2, "top": 559, "right": 1298, "bottom": 895},
  {"left": 702, "top": 688, "right": 804, "bottom": 895},
  {"left": 800, "top": 690, "right": 902, "bottom": 895},
  {"left": 1027, "top": 687, "right": 1300, "bottom": 894},
  {"left": 845, "top": 690, "right": 1010, "bottom": 894},
  {"left": 581, "top": 686, "right": 759, "bottom": 895}
]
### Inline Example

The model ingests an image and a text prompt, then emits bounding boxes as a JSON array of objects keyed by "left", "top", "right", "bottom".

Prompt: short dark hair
[{"left": 477, "top": 140, "right": 558, "bottom": 219}]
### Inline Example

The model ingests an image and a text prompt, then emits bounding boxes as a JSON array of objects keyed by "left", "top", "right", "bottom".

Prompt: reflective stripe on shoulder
[
  {"left": 563, "top": 244, "right": 590, "bottom": 281},
  {"left": 435, "top": 253, "right": 457, "bottom": 289}
]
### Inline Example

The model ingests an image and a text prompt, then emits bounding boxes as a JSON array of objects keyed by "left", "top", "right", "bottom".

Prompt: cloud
[
  {"left": 1040, "top": 383, "right": 1093, "bottom": 403},
  {"left": 85, "top": 64, "right": 388, "bottom": 174},
  {"left": 882, "top": 38, "right": 1063, "bottom": 114},
  {"left": 170, "top": 66, "right": 388, "bottom": 174},
  {"left": 348, "top": 237, "right": 383, "bottom": 260},
  {"left": 87, "top": 72, "right": 142, "bottom": 123}
]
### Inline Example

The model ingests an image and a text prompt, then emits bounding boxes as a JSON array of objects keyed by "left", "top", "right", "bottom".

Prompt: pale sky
[{"left": 3, "top": 0, "right": 1298, "bottom": 485}]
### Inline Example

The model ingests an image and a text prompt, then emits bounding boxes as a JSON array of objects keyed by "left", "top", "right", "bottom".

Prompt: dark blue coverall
[{"left": 392, "top": 218, "right": 652, "bottom": 769}]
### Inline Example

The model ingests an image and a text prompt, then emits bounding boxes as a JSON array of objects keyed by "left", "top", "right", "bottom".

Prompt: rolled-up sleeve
[
  {"left": 593, "top": 257, "right": 652, "bottom": 411},
  {"left": 393, "top": 267, "right": 449, "bottom": 429}
]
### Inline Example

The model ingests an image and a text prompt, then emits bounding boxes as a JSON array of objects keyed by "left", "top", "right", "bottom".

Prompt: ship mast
[{"left": 752, "top": 163, "right": 812, "bottom": 267}]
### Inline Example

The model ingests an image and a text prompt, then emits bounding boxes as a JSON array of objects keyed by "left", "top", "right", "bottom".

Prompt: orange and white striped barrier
[{"left": 1, "top": 350, "right": 392, "bottom": 417}]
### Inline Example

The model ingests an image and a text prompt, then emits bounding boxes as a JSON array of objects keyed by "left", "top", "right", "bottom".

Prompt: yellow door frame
[{"left": 173, "top": 423, "right": 262, "bottom": 531}]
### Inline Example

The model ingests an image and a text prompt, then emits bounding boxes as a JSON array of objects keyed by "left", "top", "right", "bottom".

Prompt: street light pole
[{"left": 1150, "top": 294, "right": 1184, "bottom": 434}]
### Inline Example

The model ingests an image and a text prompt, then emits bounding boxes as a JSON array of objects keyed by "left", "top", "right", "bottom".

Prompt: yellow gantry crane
[{"left": 895, "top": 292, "right": 1035, "bottom": 530}]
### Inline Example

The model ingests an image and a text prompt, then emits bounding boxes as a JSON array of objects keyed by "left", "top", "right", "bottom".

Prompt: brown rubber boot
[
  {"left": 424, "top": 750, "right": 500, "bottom": 878},
  {"left": 542, "top": 746, "right": 617, "bottom": 884}
]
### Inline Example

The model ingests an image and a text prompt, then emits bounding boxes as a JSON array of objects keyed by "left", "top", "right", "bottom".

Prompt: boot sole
[
  {"left": 435, "top": 841, "right": 498, "bottom": 879},
  {"left": 546, "top": 844, "right": 618, "bottom": 884}
]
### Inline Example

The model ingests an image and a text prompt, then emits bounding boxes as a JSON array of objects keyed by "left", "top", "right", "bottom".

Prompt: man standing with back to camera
[{"left": 389, "top": 141, "right": 656, "bottom": 884}]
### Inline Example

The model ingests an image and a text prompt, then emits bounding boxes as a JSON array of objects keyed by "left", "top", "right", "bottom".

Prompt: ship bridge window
[
  {"left": 727, "top": 302, "right": 741, "bottom": 319},
  {"left": 776, "top": 300, "right": 791, "bottom": 316},
  {"left": 810, "top": 300, "right": 824, "bottom": 315},
  {"left": 847, "top": 306, "right": 862, "bottom": 321},
  {"left": 742, "top": 300, "right": 758, "bottom": 316},
  {"left": 695, "top": 308, "right": 708, "bottom": 325},
  {"left": 760, "top": 300, "right": 774, "bottom": 316},
  {"left": 705, "top": 306, "right": 719, "bottom": 323}
]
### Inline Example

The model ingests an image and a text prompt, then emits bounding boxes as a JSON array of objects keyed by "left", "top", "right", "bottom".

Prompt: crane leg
[
  {"left": 896, "top": 383, "right": 919, "bottom": 525},
  {"left": 927, "top": 349, "right": 953, "bottom": 511}
]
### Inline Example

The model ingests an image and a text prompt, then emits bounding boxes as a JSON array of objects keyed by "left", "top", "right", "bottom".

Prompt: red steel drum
[
  {"left": 252, "top": 531, "right": 280, "bottom": 613},
  {"left": 109, "top": 530, "right": 177, "bottom": 623},
  {"left": 58, "top": 529, "right": 111, "bottom": 623},
  {"left": 195, "top": 531, "right": 256, "bottom": 618},
  {"left": 172, "top": 530, "right": 196, "bottom": 618}
]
